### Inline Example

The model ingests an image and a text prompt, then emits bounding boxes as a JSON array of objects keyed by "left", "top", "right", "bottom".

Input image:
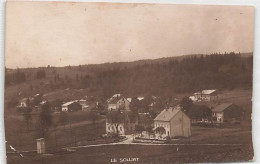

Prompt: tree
[
  {"left": 7, "top": 97, "right": 18, "bottom": 109},
  {"left": 155, "top": 127, "right": 166, "bottom": 138},
  {"left": 89, "top": 111, "right": 100, "bottom": 125},
  {"left": 130, "top": 97, "right": 140, "bottom": 114},
  {"left": 107, "top": 111, "right": 124, "bottom": 137},
  {"left": 29, "top": 85, "right": 33, "bottom": 92},
  {"left": 39, "top": 102, "right": 52, "bottom": 138},
  {"left": 32, "top": 94, "right": 42, "bottom": 106},
  {"left": 189, "top": 105, "right": 212, "bottom": 121},
  {"left": 36, "top": 69, "right": 46, "bottom": 79},
  {"left": 135, "top": 125, "right": 145, "bottom": 136},
  {"left": 59, "top": 112, "right": 68, "bottom": 129},
  {"left": 145, "top": 126, "right": 154, "bottom": 138},
  {"left": 23, "top": 107, "right": 32, "bottom": 130},
  {"left": 180, "top": 96, "right": 193, "bottom": 115}
]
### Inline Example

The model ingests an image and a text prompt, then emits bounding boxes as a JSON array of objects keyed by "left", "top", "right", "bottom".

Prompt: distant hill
[{"left": 5, "top": 52, "right": 253, "bottom": 101}]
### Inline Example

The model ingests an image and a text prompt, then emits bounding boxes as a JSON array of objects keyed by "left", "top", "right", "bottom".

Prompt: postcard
[{"left": 4, "top": 2, "right": 254, "bottom": 163}]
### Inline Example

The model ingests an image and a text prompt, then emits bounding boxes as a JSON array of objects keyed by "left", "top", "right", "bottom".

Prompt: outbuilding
[
  {"left": 211, "top": 103, "right": 244, "bottom": 123},
  {"left": 62, "top": 101, "right": 82, "bottom": 112}
]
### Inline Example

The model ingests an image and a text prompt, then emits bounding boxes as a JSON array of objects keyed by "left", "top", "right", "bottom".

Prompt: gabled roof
[
  {"left": 62, "top": 101, "right": 78, "bottom": 106},
  {"left": 107, "top": 94, "right": 122, "bottom": 103},
  {"left": 211, "top": 103, "right": 233, "bottom": 113},
  {"left": 195, "top": 89, "right": 217, "bottom": 95},
  {"left": 21, "top": 98, "right": 28, "bottom": 102},
  {"left": 154, "top": 106, "right": 182, "bottom": 122},
  {"left": 109, "top": 96, "right": 123, "bottom": 104}
]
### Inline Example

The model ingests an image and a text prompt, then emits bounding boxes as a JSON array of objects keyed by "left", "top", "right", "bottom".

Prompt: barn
[
  {"left": 211, "top": 103, "right": 244, "bottom": 123},
  {"left": 62, "top": 101, "right": 82, "bottom": 112}
]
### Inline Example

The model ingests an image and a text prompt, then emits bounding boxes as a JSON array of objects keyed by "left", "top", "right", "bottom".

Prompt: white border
[{"left": 0, "top": 0, "right": 259, "bottom": 164}]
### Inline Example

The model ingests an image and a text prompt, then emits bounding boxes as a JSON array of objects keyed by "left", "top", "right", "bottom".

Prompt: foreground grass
[{"left": 7, "top": 144, "right": 253, "bottom": 164}]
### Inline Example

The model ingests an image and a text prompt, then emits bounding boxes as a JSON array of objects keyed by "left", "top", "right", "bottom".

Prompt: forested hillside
[{"left": 5, "top": 52, "right": 253, "bottom": 99}]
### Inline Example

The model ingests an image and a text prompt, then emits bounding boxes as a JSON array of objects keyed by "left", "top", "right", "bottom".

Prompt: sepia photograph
[{"left": 4, "top": 2, "right": 255, "bottom": 163}]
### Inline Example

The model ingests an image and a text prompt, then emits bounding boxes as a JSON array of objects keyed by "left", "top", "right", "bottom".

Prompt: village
[
  {"left": 9, "top": 88, "right": 247, "bottom": 155},
  {"left": 4, "top": 54, "right": 254, "bottom": 163}
]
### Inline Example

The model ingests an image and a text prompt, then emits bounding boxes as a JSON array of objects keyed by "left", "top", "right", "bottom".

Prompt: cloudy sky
[{"left": 5, "top": 2, "right": 255, "bottom": 68}]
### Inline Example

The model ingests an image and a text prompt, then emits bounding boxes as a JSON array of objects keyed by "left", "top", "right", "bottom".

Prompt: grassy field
[
  {"left": 6, "top": 122, "right": 254, "bottom": 164},
  {"left": 7, "top": 144, "right": 253, "bottom": 164},
  {"left": 5, "top": 116, "right": 106, "bottom": 151}
]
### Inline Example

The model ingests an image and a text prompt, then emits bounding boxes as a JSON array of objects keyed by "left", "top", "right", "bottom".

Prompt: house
[
  {"left": 211, "top": 103, "right": 244, "bottom": 123},
  {"left": 154, "top": 106, "right": 191, "bottom": 138},
  {"left": 106, "top": 121, "right": 125, "bottom": 136},
  {"left": 194, "top": 89, "right": 220, "bottom": 102},
  {"left": 106, "top": 114, "right": 137, "bottom": 135},
  {"left": 61, "top": 101, "right": 82, "bottom": 112},
  {"left": 78, "top": 99, "right": 89, "bottom": 111},
  {"left": 107, "top": 94, "right": 130, "bottom": 111},
  {"left": 19, "top": 98, "right": 28, "bottom": 107},
  {"left": 107, "top": 94, "right": 121, "bottom": 103}
]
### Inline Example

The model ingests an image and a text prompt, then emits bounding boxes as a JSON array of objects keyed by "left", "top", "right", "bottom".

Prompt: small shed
[{"left": 36, "top": 138, "right": 45, "bottom": 154}]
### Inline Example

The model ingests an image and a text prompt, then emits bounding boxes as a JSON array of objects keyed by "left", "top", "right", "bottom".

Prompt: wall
[{"left": 169, "top": 111, "right": 191, "bottom": 138}]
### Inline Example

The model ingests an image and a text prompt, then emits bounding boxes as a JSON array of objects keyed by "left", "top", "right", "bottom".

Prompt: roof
[
  {"left": 154, "top": 106, "right": 182, "bottom": 122},
  {"left": 21, "top": 98, "right": 28, "bottom": 102},
  {"left": 195, "top": 89, "right": 217, "bottom": 95},
  {"left": 107, "top": 94, "right": 122, "bottom": 102},
  {"left": 211, "top": 103, "right": 233, "bottom": 113},
  {"left": 127, "top": 98, "right": 132, "bottom": 102},
  {"left": 109, "top": 96, "right": 123, "bottom": 104},
  {"left": 62, "top": 101, "right": 78, "bottom": 106},
  {"left": 137, "top": 97, "right": 144, "bottom": 101},
  {"left": 189, "top": 96, "right": 196, "bottom": 101}
]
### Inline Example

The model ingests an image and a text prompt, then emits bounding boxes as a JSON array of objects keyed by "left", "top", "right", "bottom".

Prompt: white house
[
  {"left": 107, "top": 94, "right": 130, "bottom": 111},
  {"left": 194, "top": 89, "right": 220, "bottom": 102},
  {"left": 106, "top": 114, "right": 137, "bottom": 136},
  {"left": 106, "top": 121, "right": 125, "bottom": 135},
  {"left": 154, "top": 106, "right": 191, "bottom": 138},
  {"left": 20, "top": 98, "right": 28, "bottom": 107}
]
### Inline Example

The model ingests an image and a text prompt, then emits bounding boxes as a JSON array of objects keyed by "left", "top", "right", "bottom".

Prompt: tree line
[
  {"left": 5, "top": 52, "right": 253, "bottom": 98},
  {"left": 81, "top": 52, "right": 252, "bottom": 97}
]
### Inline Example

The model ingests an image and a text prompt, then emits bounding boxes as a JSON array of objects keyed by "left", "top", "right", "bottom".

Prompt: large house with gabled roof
[{"left": 154, "top": 105, "right": 191, "bottom": 138}]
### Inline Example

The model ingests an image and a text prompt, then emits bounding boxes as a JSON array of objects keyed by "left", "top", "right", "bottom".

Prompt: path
[{"left": 63, "top": 134, "right": 243, "bottom": 150}]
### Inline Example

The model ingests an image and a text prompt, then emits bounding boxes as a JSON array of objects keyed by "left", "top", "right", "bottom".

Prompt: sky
[{"left": 5, "top": 2, "right": 255, "bottom": 68}]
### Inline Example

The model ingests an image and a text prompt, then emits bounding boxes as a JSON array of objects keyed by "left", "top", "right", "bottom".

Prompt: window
[
  {"left": 108, "top": 127, "right": 110, "bottom": 131},
  {"left": 120, "top": 127, "right": 122, "bottom": 131}
]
